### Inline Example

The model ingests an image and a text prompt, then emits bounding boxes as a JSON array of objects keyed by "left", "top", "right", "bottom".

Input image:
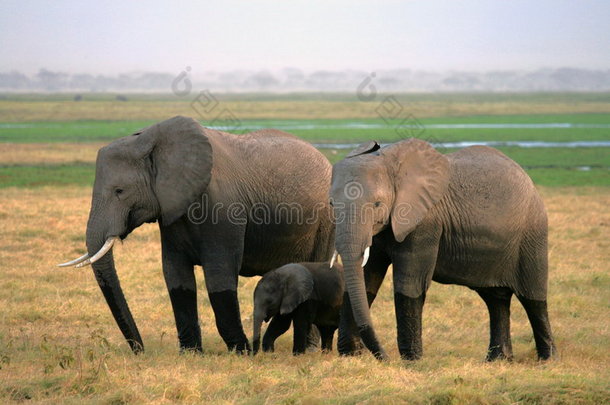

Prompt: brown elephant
[{"left": 330, "top": 139, "right": 555, "bottom": 361}]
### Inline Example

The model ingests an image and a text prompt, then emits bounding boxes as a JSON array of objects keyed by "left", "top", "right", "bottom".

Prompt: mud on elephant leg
[
  {"left": 208, "top": 290, "right": 250, "bottom": 353},
  {"left": 394, "top": 293, "right": 426, "bottom": 360},
  {"left": 168, "top": 287, "right": 202, "bottom": 352},
  {"left": 476, "top": 287, "right": 513, "bottom": 361},
  {"left": 162, "top": 248, "right": 202, "bottom": 352},
  {"left": 517, "top": 295, "right": 556, "bottom": 360},
  {"left": 204, "top": 255, "right": 250, "bottom": 353}
]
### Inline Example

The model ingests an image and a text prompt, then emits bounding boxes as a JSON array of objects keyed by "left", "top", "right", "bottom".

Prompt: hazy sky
[{"left": 1, "top": 0, "right": 609, "bottom": 76}]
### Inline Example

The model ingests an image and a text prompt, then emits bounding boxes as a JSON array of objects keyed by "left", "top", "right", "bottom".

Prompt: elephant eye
[
  {"left": 115, "top": 188, "right": 124, "bottom": 196},
  {"left": 374, "top": 201, "right": 381, "bottom": 207},
  {"left": 329, "top": 199, "right": 334, "bottom": 207}
]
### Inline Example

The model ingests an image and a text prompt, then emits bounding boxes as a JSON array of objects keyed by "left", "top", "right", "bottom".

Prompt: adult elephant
[
  {"left": 59, "top": 116, "right": 334, "bottom": 354},
  {"left": 330, "top": 139, "right": 555, "bottom": 361}
]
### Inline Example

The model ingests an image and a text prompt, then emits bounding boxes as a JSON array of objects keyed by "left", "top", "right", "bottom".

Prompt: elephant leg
[
  {"left": 476, "top": 287, "right": 513, "bottom": 361},
  {"left": 338, "top": 243, "right": 391, "bottom": 355},
  {"left": 394, "top": 292, "right": 425, "bottom": 360},
  {"left": 262, "top": 314, "right": 292, "bottom": 352},
  {"left": 204, "top": 264, "right": 250, "bottom": 354},
  {"left": 318, "top": 325, "right": 337, "bottom": 352},
  {"left": 306, "top": 325, "right": 321, "bottom": 352},
  {"left": 517, "top": 295, "right": 556, "bottom": 360},
  {"left": 392, "top": 225, "right": 441, "bottom": 360},
  {"left": 161, "top": 247, "right": 201, "bottom": 352},
  {"left": 292, "top": 302, "right": 316, "bottom": 355}
]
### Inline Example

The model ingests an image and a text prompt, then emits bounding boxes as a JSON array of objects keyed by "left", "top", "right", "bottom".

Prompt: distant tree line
[{"left": 1, "top": 67, "right": 609, "bottom": 92}]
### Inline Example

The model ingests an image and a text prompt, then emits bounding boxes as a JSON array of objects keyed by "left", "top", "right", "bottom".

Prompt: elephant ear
[
  {"left": 278, "top": 264, "right": 314, "bottom": 315},
  {"left": 134, "top": 116, "right": 213, "bottom": 225},
  {"left": 387, "top": 138, "right": 449, "bottom": 243},
  {"left": 347, "top": 141, "right": 380, "bottom": 158}
]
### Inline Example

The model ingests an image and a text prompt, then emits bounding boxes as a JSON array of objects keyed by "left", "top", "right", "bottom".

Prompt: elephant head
[
  {"left": 58, "top": 116, "right": 213, "bottom": 352},
  {"left": 330, "top": 139, "right": 449, "bottom": 358},
  {"left": 252, "top": 264, "right": 314, "bottom": 354}
]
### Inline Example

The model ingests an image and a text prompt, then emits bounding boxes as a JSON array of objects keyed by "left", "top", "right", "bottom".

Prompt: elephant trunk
[
  {"left": 252, "top": 311, "right": 265, "bottom": 355},
  {"left": 339, "top": 239, "right": 388, "bottom": 360},
  {"left": 86, "top": 226, "right": 143, "bottom": 353}
]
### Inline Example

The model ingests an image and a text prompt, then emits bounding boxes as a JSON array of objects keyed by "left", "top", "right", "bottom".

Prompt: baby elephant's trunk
[{"left": 252, "top": 312, "right": 265, "bottom": 355}]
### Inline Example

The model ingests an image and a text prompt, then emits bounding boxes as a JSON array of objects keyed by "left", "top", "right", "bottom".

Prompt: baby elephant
[{"left": 252, "top": 262, "right": 344, "bottom": 355}]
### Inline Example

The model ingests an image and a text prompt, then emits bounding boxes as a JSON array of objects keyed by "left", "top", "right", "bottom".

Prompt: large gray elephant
[
  {"left": 330, "top": 139, "right": 555, "bottom": 361},
  {"left": 59, "top": 116, "right": 334, "bottom": 354}
]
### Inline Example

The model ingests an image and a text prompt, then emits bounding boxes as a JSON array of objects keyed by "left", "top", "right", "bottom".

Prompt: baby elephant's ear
[{"left": 278, "top": 264, "right": 314, "bottom": 315}]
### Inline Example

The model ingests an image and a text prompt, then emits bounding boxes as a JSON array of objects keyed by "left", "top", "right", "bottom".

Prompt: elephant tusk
[
  {"left": 362, "top": 246, "right": 370, "bottom": 267},
  {"left": 330, "top": 250, "right": 338, "bottom": 268},
  {"left": 57, "top": 253, "right": 90, "bottom": 267},
  {"left": 75, "top": 237, "right": 119, "bottom": 268}
]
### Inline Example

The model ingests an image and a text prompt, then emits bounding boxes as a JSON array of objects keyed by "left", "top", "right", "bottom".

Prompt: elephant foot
[
  {"left": 400, "top": 351, "right": 422, "bottom": 361},
  {"left": 178, "top": 336, "right": 203, "bottom": 354},
  {"left": 537, "top": 343, "right": 557, "bottom": 361},
  {"left": 128, "top": 339, "right": 145, "bottom": 354},
  {"left": 398, "top": 340, "right": 422, "bottom": 361},
  {"left": 337, "top": 337, "right": 364, "bottom": 356},
  {"left": 228, "top": 340, "right": 251, "bottom": 355},
  {"left": 397, "top": 336, "right": 423, "bottom": 361},
  {"left": 485, "top": 345, "right": 513, "bottom": 362},
  {"left": 179, "top": 346, "right": 203, "bottom": 355}
]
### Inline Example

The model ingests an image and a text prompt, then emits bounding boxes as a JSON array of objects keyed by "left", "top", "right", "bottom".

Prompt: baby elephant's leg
[
  {"left": 306, "top": 325, "right": 321, "bottom": 352},
  {"left": 292, "top": 301, "right": 317, "bottom": 355},
  {"left": 262, "top": 314, "right": 291, "bottom": 352},
  {"left": 318, "top": 325, "right": 337, "bottom": 352}
]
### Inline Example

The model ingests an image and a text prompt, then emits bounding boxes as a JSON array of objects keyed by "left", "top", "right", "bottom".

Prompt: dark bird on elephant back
[{"left": 58, "top": 116, "right": 335, "bottom": 354}]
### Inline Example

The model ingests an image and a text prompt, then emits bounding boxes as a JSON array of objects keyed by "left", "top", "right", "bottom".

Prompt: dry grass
[
  {"left": 2, "top": 99, "right": 610, "bottom": 122},
  {"left": 0, "top": 143, "right": 104, "bottom": 165},
  {"left": 0, "top": 187, "right": 608, "bottom": 404}
]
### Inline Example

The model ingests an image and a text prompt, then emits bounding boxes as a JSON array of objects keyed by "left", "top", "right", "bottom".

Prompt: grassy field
[
  {"left": 0, "top": 93, "right": 609, "bottom": 403},
  {"left": 1, "top": 144, "right": 608, "bottom": 188},
  {"left": 0, "top": 187, "right": 608, "bottom": 403},
  {"left": 2, "top": 92, "right": 610, "bottom": 122}
]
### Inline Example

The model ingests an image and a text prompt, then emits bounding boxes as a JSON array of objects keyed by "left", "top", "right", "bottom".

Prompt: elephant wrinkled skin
[
  {"left": 60, "top": 116, "right": 334, "bottom": 354},
  {"left": 331, "top": 138, "right": 555, "bottom": 361}
]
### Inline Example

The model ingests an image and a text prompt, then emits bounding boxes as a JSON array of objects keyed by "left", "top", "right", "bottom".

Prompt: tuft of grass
[{"left": 0, "top": 187, "right": 608, "bottom": 403}]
